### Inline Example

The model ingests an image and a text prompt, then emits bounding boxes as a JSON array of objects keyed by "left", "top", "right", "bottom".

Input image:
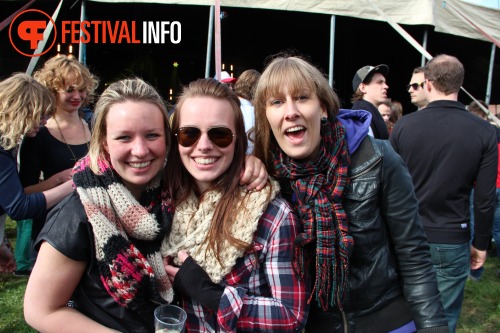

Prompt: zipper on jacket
[
  {"left": 338, "top": 294, "right": 348, "bottom": 333},
  {"left": 350, "top": 156, "right": 381, "bottom": 180}
]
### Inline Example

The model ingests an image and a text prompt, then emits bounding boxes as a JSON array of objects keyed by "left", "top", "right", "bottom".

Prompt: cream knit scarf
[{"left": 161, "top": 181, "right": 279, "bottom": 283}]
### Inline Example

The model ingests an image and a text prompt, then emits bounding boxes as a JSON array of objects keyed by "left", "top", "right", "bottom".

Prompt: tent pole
[
  {"left": 485, "top": 43, "right": 496, "bottom": 105},
  {"left": 205, "top": 5, "right": 214, "bottom": 78},
  {"left": 0, "top": 0, "right": 36, "bottom": 32},
  {"left": 214, "top": 0, "right": 221, "bottom": 81},
  {"left": 26, "top": 0, "right": 64, "bottom": 76},
  {"left": 364, "top": 0, "right": 432, "bottom": 60},
  {"left": 329, "top": 15, "right": 336, "bottom": 88},
  {"left": 79, "top": 0, "right": 87, "bottom": 65},
  {"left": 421, "top": 28, "right": 428, "bottom": 67}
]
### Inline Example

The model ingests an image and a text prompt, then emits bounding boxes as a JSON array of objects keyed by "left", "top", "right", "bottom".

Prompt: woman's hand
[
  {"left": 165, "top": 251, "right": 224, "bottom": 311},
  {"left": 240, "top": 155, "right": 268, "bottom": 191},
  {"left": 52, "top": 168, "right": 73, "bottom": 185},
  {"left": 164, "top": 251, "right": 189, "bottom": 283}
]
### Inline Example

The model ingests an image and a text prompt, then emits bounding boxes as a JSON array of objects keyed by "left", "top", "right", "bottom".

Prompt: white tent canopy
[
  {"left": 89, "top": 0, "right": 500, "bottom": 44},
  {"left": 12, "top": 0, "right": 496, "bottom": 114}
]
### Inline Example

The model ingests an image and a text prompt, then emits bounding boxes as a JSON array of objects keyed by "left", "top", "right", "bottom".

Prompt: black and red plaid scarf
[
  {"left": 273, "top": 117, "right": 353, "bottom": 311},
  {"left": 72, "top": 155, "right": 174, "bottom": 310}
]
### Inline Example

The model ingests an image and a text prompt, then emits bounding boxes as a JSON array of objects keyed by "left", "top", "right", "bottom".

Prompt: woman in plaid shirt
[{"left": 162, "top": 78, "right": 308, "bottom": 332}]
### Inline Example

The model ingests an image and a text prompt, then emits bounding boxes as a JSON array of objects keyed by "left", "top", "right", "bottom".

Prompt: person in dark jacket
[
  {"left": 0, "top": 73, "right": 73, "bottom": 222},
  {"left": 0, "top": 73, "right": 74, "bottom": 274},
  {"left": 351, "top": 64, "right": 390, "bottom": 139},
  {"left": 390, "top": 54, "right": 497, "bottom": 333},
  {"left": 253, "top": 55, "right": 448, "bottom": 333}
]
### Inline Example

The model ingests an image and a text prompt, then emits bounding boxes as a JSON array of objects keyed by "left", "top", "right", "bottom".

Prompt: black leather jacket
[{"left": 298, "top": 136, "right": 448, "bottom": 333}]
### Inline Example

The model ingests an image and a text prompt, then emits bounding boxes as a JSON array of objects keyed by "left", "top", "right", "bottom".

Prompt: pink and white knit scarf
[{"left": 72, "top": 155, "right": 174, "bottom": 309}]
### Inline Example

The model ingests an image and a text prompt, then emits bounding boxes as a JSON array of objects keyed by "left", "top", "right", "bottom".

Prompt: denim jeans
[
  {"left": 493, "top": 188, "right": 500, "bottom": 258},
  {"left": 429, "top": 242, "right": 470, "bottom": 333},
  {"left": 469, "top": 190, "right": 484, "bottom": 279}
]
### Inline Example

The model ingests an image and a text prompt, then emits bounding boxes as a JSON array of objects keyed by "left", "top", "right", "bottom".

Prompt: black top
[
  {"left": 19, "top": 126, "right": 88, "bottom": 184},
  {"left": 19, "top": 125, "right": 89, "bottom": 239},
  {"left": 390, "top": 100, "right": 497, "bottom": 250},
  {"left": 37, "top": 192, "right": 156, "bottom": 333},
  {"left": 352, "top": 99, "right": 389, "bottom": 139}
]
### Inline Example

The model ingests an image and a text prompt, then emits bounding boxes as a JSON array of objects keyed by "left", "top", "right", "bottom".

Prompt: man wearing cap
[
  {"left": 390, "top": 54, "right": 497, "bottom": 332},
  {"left": 351, "top": 64, "right": 390, "bottom": 139}
]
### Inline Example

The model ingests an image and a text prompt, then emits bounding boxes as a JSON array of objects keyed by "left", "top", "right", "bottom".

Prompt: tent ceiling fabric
[{"left": 89, "top": 0, "right": 500, "bottom": 44}]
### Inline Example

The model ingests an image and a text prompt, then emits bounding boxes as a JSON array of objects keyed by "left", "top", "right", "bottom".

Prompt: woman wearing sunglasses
[
  {"left": 24, "top": 77, "right": 270, "bottom": 333},
  {"left": 162, "top": 78, "right": 308, "bottom": 332},
  {"left": 252, "top": 55, "right": 448, "bottom": 333}
]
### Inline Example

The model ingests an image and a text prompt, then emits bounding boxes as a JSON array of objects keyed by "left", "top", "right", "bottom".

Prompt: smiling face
[
  {"left": 57, "top": 78, "right": 87, "bottom": 114},
  {"left": 265, "top": 86, "right": 327, "bottom": 160},
  {"left": 177, "top": 96, "right": 236, "bottom": 193},
  {"left": 104, "top": 101, "right": 167, "bottom": 199}
]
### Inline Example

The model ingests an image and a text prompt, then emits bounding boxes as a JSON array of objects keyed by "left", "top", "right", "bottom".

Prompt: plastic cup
[{"left": 154, "top": 304, "right": 187, "bottom": 333}]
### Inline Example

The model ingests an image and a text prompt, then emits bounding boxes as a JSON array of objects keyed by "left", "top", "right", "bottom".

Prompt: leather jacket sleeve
[{"left": 378, "top": 140, "right": 448, "bottom": 331}]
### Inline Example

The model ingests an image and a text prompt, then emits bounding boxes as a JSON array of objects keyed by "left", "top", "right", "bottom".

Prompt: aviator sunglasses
[
  {"left": 406, "top": 82, "right": 425, "bottom": 91},
  {"left": 175, "top": 126, "right": 234, "bottom": 148}
]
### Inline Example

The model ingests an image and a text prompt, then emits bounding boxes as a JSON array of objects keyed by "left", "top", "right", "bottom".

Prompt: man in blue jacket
[{"left": 390, "top": 54, "right": 497, "bottom": 333}]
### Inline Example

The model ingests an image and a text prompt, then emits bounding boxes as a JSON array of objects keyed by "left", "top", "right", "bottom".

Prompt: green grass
[
  {"left": 459, "top": 257, "right": 500, "bottom": 333},
  {"left": 1, "top": 220, "right": 499, "bottom": 332},
  {"left": 0, "top": 219, "right": 35, "bottom": 333}
]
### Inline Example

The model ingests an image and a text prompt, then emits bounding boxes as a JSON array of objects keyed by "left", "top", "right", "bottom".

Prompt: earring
[{"left": 321, "top": 117, "right": 328, "bottom": 125}]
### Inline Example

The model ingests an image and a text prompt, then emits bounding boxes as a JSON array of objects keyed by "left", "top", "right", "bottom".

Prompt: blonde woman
[
  {"left": 0, "top": 73, "right": 73, "bottom": 271},
  {"left": 24, "top": 77, "right": 270, "bottom": 333},
  {"left": 19, "top": 55, "right": 99, "bottom": 241}
]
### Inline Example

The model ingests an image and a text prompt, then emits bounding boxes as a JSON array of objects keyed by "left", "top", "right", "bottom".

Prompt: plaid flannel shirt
[{"left": 180, "top": 197, "right": 309, "bottom": 332}]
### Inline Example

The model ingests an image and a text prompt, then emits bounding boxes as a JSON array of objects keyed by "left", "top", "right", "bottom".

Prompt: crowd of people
[{"left": 0, "top": 51, "right": 498, "bottom": 333}]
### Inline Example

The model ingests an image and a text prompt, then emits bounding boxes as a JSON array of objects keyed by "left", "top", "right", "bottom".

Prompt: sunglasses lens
[
  {"left": 208, "top": 127, "right": 234, "bottom": 147},
  {"left": 177, "top": 127, "right": 201, "bottom": 147},
  {"left": 176, "top": 127, "right": 234, "bottom": 147},
  {"left": 407, "top": 82, "right": 424, "bottom": 90}
]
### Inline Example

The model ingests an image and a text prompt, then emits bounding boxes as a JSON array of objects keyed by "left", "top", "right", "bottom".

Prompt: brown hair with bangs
[{"left": 253, "top": 55, "right": 340, "bottom": 172}]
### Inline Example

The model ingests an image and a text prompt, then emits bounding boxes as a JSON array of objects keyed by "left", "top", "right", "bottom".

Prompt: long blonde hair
[{"left": 0, "top": 73, "right": 55, "bottom": 150}]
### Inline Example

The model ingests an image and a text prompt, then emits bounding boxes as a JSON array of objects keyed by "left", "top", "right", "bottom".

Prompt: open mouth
[{"left": 285, "top": 126, "right": 306, "bottom": 140}]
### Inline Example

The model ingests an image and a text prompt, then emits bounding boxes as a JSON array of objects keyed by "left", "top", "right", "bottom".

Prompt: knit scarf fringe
[
  {"left": 273, "top": 117, "right": 353, "bottom": 311},
  {"left": 161, "top": 181, "right": 279, "bottom": 283},
  {"left": 72, "top": 155, "right": 174, "bottom": 309}
]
